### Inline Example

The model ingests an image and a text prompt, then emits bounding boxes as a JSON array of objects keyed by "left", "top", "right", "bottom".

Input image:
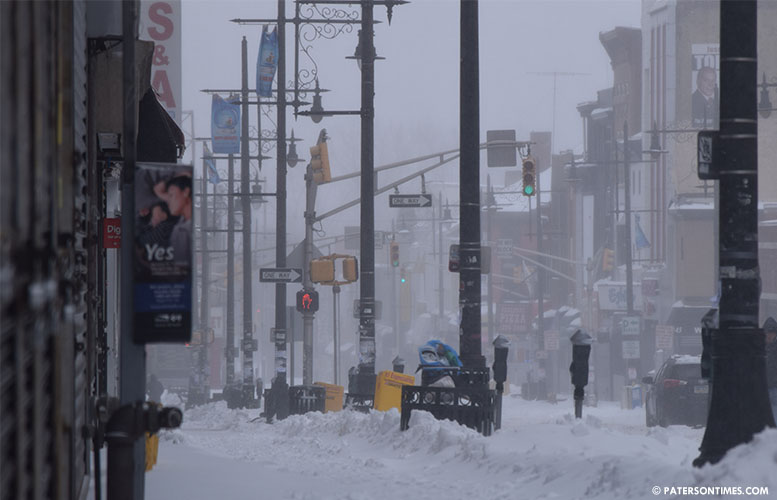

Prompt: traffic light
[
  {"left": 513, "top": 265, "right": 523, "bottom": 284},
  {"left": 400, "top": 267, "right": 407, "bottom": 284},
  {"left": 310, "top": 258, "right": 335, "bottom": 283},
  {"left": 522, "top": 155, "right": 536, "bottom": 196},
  {"left": 602, "top": 248, "right": 615, "bottom": 272},
  {"left": 342, "top": 256, "right": 358, "bottom": 282},
  {"left": 390, "top": 241, "right": 399, "bottom": 267},
  {"left": 296, "top": 289, "right": 319, "bottom": 313},
  {"left": 310, "top": 135, "right": 331, "bottom": 184}
]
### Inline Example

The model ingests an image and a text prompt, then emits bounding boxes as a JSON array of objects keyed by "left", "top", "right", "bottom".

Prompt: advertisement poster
[
  {"left": 211, "top": 94, "right": 241, "bottom": 154},
  {"left": 256, "top": 25, "right": 279, "bottom": 98},
  {"left": 139, "top": 0, "right": 181, "bottom": 123},
  {"left": 134, "top": 162, "right": 193, "bottom": 343},
  {"left": 691, "top": 43, "right": 719, "bottom": 129}
]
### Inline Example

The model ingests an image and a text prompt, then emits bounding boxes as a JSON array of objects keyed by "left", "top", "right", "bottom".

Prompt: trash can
[{"left": 288, "top": 385, "right": 326, "bottom": 415}]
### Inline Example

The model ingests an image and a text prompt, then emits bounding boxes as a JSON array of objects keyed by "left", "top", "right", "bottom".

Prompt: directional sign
[
  {"left": 389, "top": 194, "right": 432, "bottom": 208},
  {"left": 259, "top": 268, "right": 302, "bottom": 283}
]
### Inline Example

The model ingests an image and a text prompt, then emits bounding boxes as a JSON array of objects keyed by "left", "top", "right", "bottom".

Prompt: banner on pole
[
  {"left": 256, "top": 25, "right": 279, "bottom": 97},
  {"left": 211, "top": 94, "right": 240, "bottom": 154},
  {"left": 133, "top": 162, "right": 193, "bottom": 343}
]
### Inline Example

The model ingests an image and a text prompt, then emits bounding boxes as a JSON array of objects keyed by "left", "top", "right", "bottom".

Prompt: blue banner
[
  {"left": 211, "top": 94, "right": 240, "bottom": 154},
  {"left": 256, "top": 25, "right": 279, "bottom": 97},
  {"left": 203, "top": 142, "right": 221, "bottom": 184}
]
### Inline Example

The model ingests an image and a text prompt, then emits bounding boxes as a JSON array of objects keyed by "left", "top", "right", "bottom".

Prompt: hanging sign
[
  {"left": 133, "top": 162, "right": 193, "bottom": 343},
  {"left": 256, "top": 25, "right": 279, "bottom": 98},
  {"left": 211, "top": 94, "right": 241, "bottom": 154}
]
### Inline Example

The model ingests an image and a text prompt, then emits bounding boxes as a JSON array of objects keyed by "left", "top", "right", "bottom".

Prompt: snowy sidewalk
[{"left": 145, "top": 395, "right": 777, "bottom": 500}]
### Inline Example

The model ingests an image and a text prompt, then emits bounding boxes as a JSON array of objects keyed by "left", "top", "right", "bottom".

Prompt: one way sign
[
  {"left": 259, "top": 268, "right": 303, "bottom": 283},
  {"left": 389, "top": 194, "right": 432, "bottom": 208}
]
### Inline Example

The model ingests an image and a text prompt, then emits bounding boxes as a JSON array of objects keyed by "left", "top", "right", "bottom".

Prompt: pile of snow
[{"left": 145, "top": 396, "right": 777, "bottom": 500}]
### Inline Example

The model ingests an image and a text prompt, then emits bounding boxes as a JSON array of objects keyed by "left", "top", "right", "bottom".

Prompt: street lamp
[
  {"left": 346, "top": 29, "right": 384, "bottom": 70},
  {"left": 287, "top": 129, "right": 302, "bottom": 167}
]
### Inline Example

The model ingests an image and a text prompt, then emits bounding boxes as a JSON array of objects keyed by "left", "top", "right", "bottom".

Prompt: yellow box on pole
[
  {"left": 314, "top": 382, "right": 344, "bottom": 413},
  {"left": 144, "top": 432, "right": 159, "bottom": 472},
  {"left": 374, "top": 370, "right": 416, "bottom": 412}
]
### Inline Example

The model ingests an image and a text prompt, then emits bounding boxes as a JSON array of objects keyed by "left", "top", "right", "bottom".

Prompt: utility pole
[
  {"left": 694, "top": 0, "right": 775, "bottom": 466},
  {"left": 333, "top": 284, "right": 341, "bottom": 384},
  {"left": 459, "top": 0, "right": 485, "bottom": 371},
  {"left": 240, "top": 36, "right": 257, "bottom": 407},
  {"left": 438, "top": 194, "right": 445, "bottom": 332}
]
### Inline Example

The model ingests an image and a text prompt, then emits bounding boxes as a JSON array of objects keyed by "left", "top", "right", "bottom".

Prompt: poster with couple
[{"left": 134, "top": 162, "right": 193, "bottom": 343}]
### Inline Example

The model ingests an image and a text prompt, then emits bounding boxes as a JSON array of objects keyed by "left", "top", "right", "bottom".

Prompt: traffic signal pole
[{"left": 302, "top": 162, "right": 318, "bottom": 384}]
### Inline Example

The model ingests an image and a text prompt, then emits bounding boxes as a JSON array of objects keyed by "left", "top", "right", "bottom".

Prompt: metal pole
[
  {"left": 272, "top": 0, "right": 290, "bottom": 419},
  {"left": 303, "top": 164, "right": 317, "bottom": 385},
  {"left": 438, "top": 194, "right": 444, "bottom": 330},
  {"left": 536, "top": 159, "right": 545, "bottom": 390},
  {"left": 226, "top": 154, "right": 236, "bottom": 389},
  {"left": 695, "top": 0, "right": 774, "bottom": 467},
  {"left": 486, "top": 178, "right": 494, "bottom": 345},
  {"left": 113, "top": 1, "right": 144, "bottom": 498},
  {"left": 333, "top": 284, "right": 340, "bottom": 385},
  {"left": 240, "top": 36, "right": 256, "bottom": 406},
  {"left": 459, "top": 0, "right": 485, "bottom": 370},
  {"left": 199, "top": 149, "right": 210, "bottom": 402},
  {"left": 624, "top": 121, "right": 634, "bottom": 317},
  {"left": 355, "top": 0, "right": 377, "bottom": 394}
]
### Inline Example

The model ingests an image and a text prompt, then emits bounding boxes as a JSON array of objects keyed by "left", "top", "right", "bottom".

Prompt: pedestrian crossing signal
[{"left": 296, "top": 289, "right": 319, "bottom": 313}]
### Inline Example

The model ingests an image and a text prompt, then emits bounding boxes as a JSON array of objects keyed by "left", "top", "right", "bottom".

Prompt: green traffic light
[
  {"left": 524, "top": 185, "right": 534, "bottom": 195},
  {"left": 400, "top": 277, "right": 406, "bottom": 283}
]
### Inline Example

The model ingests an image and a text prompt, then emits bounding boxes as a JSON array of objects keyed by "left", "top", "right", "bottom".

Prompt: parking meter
[
  {"left": 569, "top": 329, "right": 592, "bottom": 418},
  {"left": 700, "top": 309, "right": 717, "bottom": 381},
  {"left": 492, "top": 335, "right": 510, "bottom": 392}
]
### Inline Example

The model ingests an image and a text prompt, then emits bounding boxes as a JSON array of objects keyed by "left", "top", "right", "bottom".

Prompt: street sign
[
  {"left": 622, "top": 340, "right": 640, "bottom": 359},
  {"left": 352, "top": 299, "right": 382, "bottom": 320},
  {"left": 621, "top": 316, "right": 641, "bottom": 336},
  {"left": 486, "top": 129, "right": 517, "bottom": 167},
  {"left": 259, "top": 268, "right": 302, "bottom": 283},
  {"left": 544, "top": 330, "right": 560, "bottom": 351},
  {"left": 389, "top": 194, "right": 432, "bottom": 208}
]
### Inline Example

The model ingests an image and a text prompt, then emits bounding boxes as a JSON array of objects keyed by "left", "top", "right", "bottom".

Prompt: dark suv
[{"left": 643, "top": 355, "right": 709, "bottom": 427}]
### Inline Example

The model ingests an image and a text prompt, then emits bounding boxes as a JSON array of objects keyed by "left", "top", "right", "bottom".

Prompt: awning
[{"left": 137, "top": 88, "right": 186, "bottom": 163}]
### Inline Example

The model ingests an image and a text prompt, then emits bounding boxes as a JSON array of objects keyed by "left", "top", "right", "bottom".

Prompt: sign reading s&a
[{"left": 133, "top": 162, "right": 193, "bottom": 343}]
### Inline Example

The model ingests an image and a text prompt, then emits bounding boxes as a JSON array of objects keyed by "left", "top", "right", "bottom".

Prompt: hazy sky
[{"left": 180, "top": 0, "right": 642, "bottom": 243}]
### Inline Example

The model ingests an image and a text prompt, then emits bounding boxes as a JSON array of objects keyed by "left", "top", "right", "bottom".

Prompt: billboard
[
  {"left": 134, "top": 162, "right": 193, "bottom": 343},
  {"left": 211, "top": 94, "right": 241, "bottom": 154},
  {"left": 140, "top": 0, "right": 182, "bottom": 123}
]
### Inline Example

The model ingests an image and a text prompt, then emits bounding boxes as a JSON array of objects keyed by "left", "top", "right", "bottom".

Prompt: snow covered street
[{"left": 144, "top": 393, "right": 777, "bottom": 500}]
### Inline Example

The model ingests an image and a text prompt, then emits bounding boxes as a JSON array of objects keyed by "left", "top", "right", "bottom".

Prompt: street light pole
[
  {"left": 226, "top": 154, "right": 236, "bottom": 391},
  {"left": 240, "top": 36, "right": 258, "bottom": 407},
  {"left": 459, "top": 0, "right": 485, "bottom": 370},
  {"left": 271, "top": 0, "right": 291, "bottom": 420},
  {"left": 694, "top": 0, "right": 775, "bottom": 466},
  {"left": 355, "top": 0, "right": 378, "bottom": 396}
]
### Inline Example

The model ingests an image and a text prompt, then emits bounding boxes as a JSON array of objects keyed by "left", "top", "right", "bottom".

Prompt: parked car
[{"left": 643, "top": 354, "right": 709, "bottom": 427}]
